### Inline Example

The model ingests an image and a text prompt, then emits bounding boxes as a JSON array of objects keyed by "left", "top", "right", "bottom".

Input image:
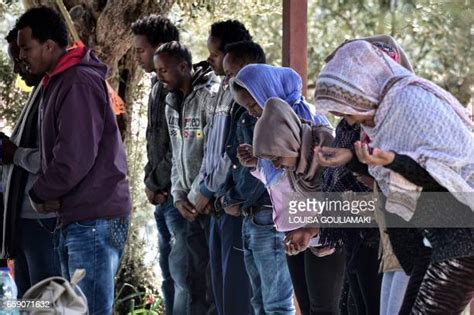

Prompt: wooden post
[{"left": 282, "top": 0, "right": 308, "bottom": 96}]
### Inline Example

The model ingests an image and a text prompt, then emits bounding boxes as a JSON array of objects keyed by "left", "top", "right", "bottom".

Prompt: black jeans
[
  {"left": 287, "top": 249, "right": 345, "bottom": 315},
  {"left": 14, "top": 218, "right": 61, "bottom": 297},
  {"left": 186, "top": 215, "right": 217, "bottom": 315},
  {"left": 346, "top": 245, "right": 382, "bottom": 315},
  {"left": 398, "top": 247, "right": 431, "bottom": 315}
]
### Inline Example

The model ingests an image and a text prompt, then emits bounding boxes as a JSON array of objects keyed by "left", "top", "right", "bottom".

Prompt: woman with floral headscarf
[
  {"left": 231, "top": 64, "right": 345, "bottom": 315},
  {"left": 318, "top": 35, "right": 414, "bottom": 315},
  {"left": 314, "top": 39, "right": 474, "bottom": 314}
]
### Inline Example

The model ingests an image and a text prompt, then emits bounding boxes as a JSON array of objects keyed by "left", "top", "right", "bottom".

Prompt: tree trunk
[
  {"left": 22, "top": 0, "right": 175, "bottom": 141},
  {"left": 20, "top": 2, "right": 179, "bottom": 311}
]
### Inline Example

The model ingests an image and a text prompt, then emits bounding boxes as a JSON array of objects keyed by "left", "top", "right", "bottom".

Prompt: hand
[
  {"left": 175, "top": 199, "right": 198, "bottom": 222},
  {"left": 154, "top": 192, "right": 168, "bottom": 205},
  {"left": 354, "top": 141, "right": 395, "bottom": 166},
  {"left": 309, "top": 246, "right": 336, "bottom": 257},
  {"left": 314, "top": 126, "right": 335, "bottom": 147},
  {"left": 237, "top": 144, "right": 257, "bottom": 168},
  {"left": 284, "top": 227, "right": 320, "bottom": 256},
  {"left": 220, "top": 196, "right": 242, "bottom": 216},
  {"left": 2, "top": 138, "right": 18, "bottom": 165},
  {"left": 355, "top": 174, "right": 375, "bottom": 189},
  {"left": 30, "top": 198, "right": 61, "bottom": 214},
  {"left": 145, "top": 187, "right": 158, "bottom": 205},
  {"left": 223, "top": 204, "right": 241, "bottom": 217},
  {"left": 195, "top": 192, "right": 211, "bottom": 214},
  {"left": 202, "top": 203, "right": 214, "bottom": 215},
  {"left": 314, "top": 146, "right": 353, "bottom": 167}
]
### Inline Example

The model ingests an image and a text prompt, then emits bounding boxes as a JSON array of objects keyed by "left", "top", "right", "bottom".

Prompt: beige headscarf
[
  {"left": 315, "top": 40, "right": 474, "bottom": 220},
  {"left": 254, "top": 97, "right": 334, "bottom": 194}
]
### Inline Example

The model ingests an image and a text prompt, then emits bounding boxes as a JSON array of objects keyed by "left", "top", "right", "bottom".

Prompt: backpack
[{"left": 22, "top": 269, "right": 88, "bottom": 314}]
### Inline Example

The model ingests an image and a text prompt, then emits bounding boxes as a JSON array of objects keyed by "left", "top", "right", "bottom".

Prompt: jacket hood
[
  {"left": 43, "top": 48, "right": 108, "bottom": 87},
  {"left": 192, "top": 61, "right": 220, "bottom": 89}
]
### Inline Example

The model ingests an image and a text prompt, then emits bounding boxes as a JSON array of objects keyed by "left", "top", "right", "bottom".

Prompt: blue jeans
[
  {"left": 209, "top": 214, "right": 252, "bottom": 315},
  {"left": 154, "top": 197, "right": 189, "bottom": 315},
  {"left": 58, "top": 215, "right": 130, "bottom": 315},
  {"left": 380, "top": 271, "right": 409, "bottom": 315},
  {"left": 14, "top": 218, "right": 61, "bottom": 297},
  {"left": 242, "top": 208, "right": 295, "bottom": 315}
]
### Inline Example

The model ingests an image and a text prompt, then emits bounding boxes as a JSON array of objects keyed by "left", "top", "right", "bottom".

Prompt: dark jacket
[
  {"left": 217, "top": 109, "right": 271, "bottom": 211},
  {"left": 320, "top": 120, "right": 378, "bottom": 273},
  {"left": 144, "top": 77, "right": 172, "bottom": 193},
  {"left": 385, "top": 155, "right": 474, "bottom": 266},
  {"left": 29, "top": 48, "right": 131, "bottom": 226},
  {"left": 348, "top": 154, "right": 474, "bottom": 273}
]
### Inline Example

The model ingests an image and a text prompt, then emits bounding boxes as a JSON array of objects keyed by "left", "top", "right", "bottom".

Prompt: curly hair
[
  {"left": 210, "top": 20, "right": 252, "bottom": 52},
  {"left": 155, "top": 41, "right": 192, "bottom": 68},
  {"left": 16, "top": 6, "right": 68, "bottom": 48},
  {"left": 5, "top": 26, "right": 18, "bottom": 43},
  {"left": 224, "top": 40, "right": 266, "bottom": 64},
  {"left": 131, "top": 15, "right": 179, "bottom": 47}
]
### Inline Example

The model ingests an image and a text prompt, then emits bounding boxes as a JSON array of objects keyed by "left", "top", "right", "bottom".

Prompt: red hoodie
[{"left": 42, "top": 46, "right": 87, "bottom": 88}]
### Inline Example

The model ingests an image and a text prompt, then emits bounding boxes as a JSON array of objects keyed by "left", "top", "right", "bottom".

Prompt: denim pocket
[
  {"left": 251, "top": 210, "right": 274, "bottom": 229},
  {"left": 109, "top": 217, "right": 130, "bottom": 250},
  {"left": 74, "top": 220, "right": 97, "bottom": 228}
]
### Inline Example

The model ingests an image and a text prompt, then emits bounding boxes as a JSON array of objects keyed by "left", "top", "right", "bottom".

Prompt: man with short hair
[
  {"left": 222, "top": 40, "right": 266, "bottom": 79},
  {"left": 194, "top": 21, "right": 256, "bottom": 315},
  {"left": 1, "top": 26, "right": 61, "bottom": 298},
  {"left": 132, "top": 15, "right": 188, "bottom": 315},
  {"left": 16, "top": 7, "right": 131, "bottom": 314},
  {"left": 155, "top": 41, "right": 219, "bottom": 315}
]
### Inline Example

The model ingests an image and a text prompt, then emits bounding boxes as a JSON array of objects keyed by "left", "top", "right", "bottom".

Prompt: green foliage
[
  {"left": 0, "top": 53, "right": 28, "bottom": 131},
  {"left": 0, "top": 1, "right": 29, "bottom": 131},
  {"left": 308, "top": 0, "right": 473, "bottom": 105},
  {"left": 172, "top": 0, "right": 473, "bottom": 105},
  {"left": 114, "top": 228, "right": 164, "bottom": 315},
  {"left": 170, "top": 0, "right": 282, "bottom": 65}
]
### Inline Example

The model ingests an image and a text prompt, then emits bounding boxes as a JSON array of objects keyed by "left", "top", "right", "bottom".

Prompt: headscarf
[
  {"left": 319, "top": 36, "right": 413, "bottom": 269},
  {"left": 325, "top": 35, "right": 414, "bottom": 73},
  {"left": 234, "top": 64, "right": 330, "bottom": 125},
  {"left": 253, "top": 98, "right": 334, "bottom": 194},
  {"left": 315, "top": 40, "right": 474, "bottom": 220},
  {"left": 232, "top": 64, "right": 331, "bottom": 187}
]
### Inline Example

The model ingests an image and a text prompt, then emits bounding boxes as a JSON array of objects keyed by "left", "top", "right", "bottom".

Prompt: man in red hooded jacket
[{"left": 16, "top": 7, "right": 131, "bottom": 315}]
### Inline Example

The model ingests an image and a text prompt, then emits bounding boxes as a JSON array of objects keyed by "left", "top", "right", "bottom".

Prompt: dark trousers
[
  {"left": 399, "top": 247, "right": 431, "bottom": 315},
  {"left": 14, "top": 218, "right": 61, "bottom": 297},
  {"left": 287, "top": 249, "right": 345, "bottom": 315},
  {"left": 346, "top": 245, "right": 382, "bottom": 315},
  {"left": 209, "top": 214, "right": 252, "bottom": 315},
  {"left": 187, "top": 215, "right": 217, "bottom": 315}
]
